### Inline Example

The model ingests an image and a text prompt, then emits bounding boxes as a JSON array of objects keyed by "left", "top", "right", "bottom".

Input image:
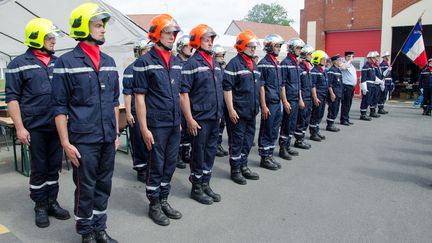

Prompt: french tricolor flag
[{"left": 402, "top": 20, "right": 428, "bottom": 68}]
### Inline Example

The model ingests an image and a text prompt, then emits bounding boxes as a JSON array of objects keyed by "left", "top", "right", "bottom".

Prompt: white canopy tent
[{"left": 0, "top": 0, "right": 147, "bottom": 78}]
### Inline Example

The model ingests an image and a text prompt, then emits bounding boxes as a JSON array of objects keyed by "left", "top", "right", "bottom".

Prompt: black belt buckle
[{"left": 100, "top": 82, "right": 106, "bottom": 91}]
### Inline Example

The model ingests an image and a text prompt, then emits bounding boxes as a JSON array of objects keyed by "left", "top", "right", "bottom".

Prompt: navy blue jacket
[
  {"left": 299, "top": 60, "right": 312, "bottom": 101},
  {"left": 122, "top": 61, "right": 136, "bottom": 115},
  {"left": 223, "top": 54, "right": 261, "bottom": 120},
  {"left": 380, "top": 60, "right": 392, "bottom": 85},
  {"left": 419, "top": 67, "right": 432, "bottom": 89},
  {"left": 133, "top": 47, "right": 181, "bottom": 128},
  {"left": 310, "top": 65, "right": 328, "bottom": 97},
  {"left": 361, "top": 61, "right": 377, "bottom": 83},
  {"left": 327, "top": 65, "right": 343, "bottom": 97},
  {"left": 280, "top": 54, "right": 301, "bottom": 101},
  {"left": 5, "top": 48, "right": 57, "bottom": 130},
  {"left": 52, "top": 44, "right": 120, "bottom": 144},
  {"left": 257, "top": 54, "right": 282, "bottom": 104},
  {"left": 181, "top": 51, "right": 223, "bottom": 121}
]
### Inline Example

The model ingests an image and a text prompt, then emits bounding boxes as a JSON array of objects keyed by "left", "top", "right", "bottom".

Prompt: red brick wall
[{"left": 392, "top": 0, "right": 420, "bottom": 17}]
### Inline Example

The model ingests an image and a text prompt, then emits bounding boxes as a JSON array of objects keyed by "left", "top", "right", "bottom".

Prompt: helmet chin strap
[
  {"left": 41, "top": 47, "right": 55, "bottom": 55},
  {"left": 86, "top": 35, "right": 105, "bottom": 45},
  {"left": 242, "top": 51, "right": 253, "bottom": 58},
  {"left": 198, "top": 47, "right": 213, "bottom": 55},
  {"left": 157, "top": 41, "right": 172, "bottom": 51}
]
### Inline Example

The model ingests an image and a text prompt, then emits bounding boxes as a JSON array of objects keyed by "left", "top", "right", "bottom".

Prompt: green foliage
[{"left": 244, "top": 3, "right": 294, "bottom": 26}]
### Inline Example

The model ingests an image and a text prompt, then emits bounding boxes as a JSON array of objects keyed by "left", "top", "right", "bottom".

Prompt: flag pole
[{"left": 390, "top": 10, "right": 426, "bottom": 67}]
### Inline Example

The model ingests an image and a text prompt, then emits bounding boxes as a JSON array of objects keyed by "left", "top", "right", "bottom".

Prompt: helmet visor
[
  {"left": 162, "top": 19, "right": 181, "bottom": 33},
  {"left": 46, "top": 25, "right": 65, "bottom": 38},
  {"left": 90, "top": 12, "right": 112, "bottom": 24}
]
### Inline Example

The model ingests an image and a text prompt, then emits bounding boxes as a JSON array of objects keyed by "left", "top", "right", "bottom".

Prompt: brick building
[{"left": 300, "top": 0, "right": 432, "bottom": 97}]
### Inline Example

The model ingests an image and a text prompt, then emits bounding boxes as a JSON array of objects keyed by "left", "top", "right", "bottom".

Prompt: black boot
[
  {"left": 260, "top": 156, "right": 279, "bottom": 170},
  {"left": 270, "top": 156, "right": 282, "bottom": 169},
  {"left": 294, "top": 140, "right": 310, "bottom": 149},
  {"left": 82, "top": 232, "right": 96, "bottom": 243},
  {"left": 310, "top": 133, "right": 322, "bottom": 142},
  {"left": 378, "top": 108, "right": 388, "bottom": 114},
  {"left": 34, "top": 201, "right": 49, "bottom": 228},
  {"left": 216, "top": 144, "right": 228, "bottom": 157},
  {"left": 230, "top": 169, "right": 247, "bottom": 185},
  {"left": 190, "top": 183, "right": 214, "bottom": 204},
  {"left": 241, "top": 166, "right": 259, "bottom": 180},
  {"left": 326, "top": 124, "right": 340, "bottom": 132},
  {"left": 176, "top": 149, "right": 187, "bottom": 169},
  {"left": 317, "top": 132, "right": 326, "bottom": 140},
  {"left": 95, "top": 230, "right": 118, "bottom": 243},
  {"left": 137, "top": 169, "right": 147, "bottom": 183},
  {"left": 427, "top": 110, "right": 431, "bottom": 116},
  {"left": 149, "top": 199, "right": 170, "bottom": 226},
  {"left": 48, "top": 198, "right": 70, "bottom": 220},
  {"left": 287, "top": 146, "right": 299, "bottom": 156},
  {"left": 279, "top": 146, "right": 292, "bottom": 160},
  {"left": 360, "top": 114, "right": 372, "bottom": 121},
  {"left": 370, "top": 108, "right": 380, "bottom": 118},
  {"left": 160, "top": 197, "right": 182, "bottom": 219},
  {"left": 202, "top": 182, "right": 221, "bottom": 202}
]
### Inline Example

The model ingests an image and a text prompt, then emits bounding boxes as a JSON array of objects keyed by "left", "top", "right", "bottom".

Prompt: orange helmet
[
  {"left": 148, "top": 14, "right": 181, "bottom": 43},
  {"left": 234, "top": 30, "right": 258, "bottom": 52},
  {"left": 189, "top": 24, "right": 217, "bottom": 49}
]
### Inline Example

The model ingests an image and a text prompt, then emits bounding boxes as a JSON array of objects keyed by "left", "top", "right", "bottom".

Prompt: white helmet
[
  {"left": 367, "top": 51, "right": 376, "bottom": 58},
  {"left": 373, "top": 51, "right": 380, "bottom": 57},
  {"left": 263, "top": 33, "right": 284, "bottom": 53},
  {"left": 134, "top": 38, "right": 153, "bottom": 57},
  {"left": 382, "top": 51, "right": 390, "bottom": 57},
  {"left": 213, "top": 44, "right": 226, "bottom": 55},
  {"left": 176, "top": 35, "right": 190, "bottom": 53},
  {"left": 300, "top": 44, "right": 315, "bottom": 59},
  {"left": 287, "top": 38, "right": 305, "bottom": 55}
]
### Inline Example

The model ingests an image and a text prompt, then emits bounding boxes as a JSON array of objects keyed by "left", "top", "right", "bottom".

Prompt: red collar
[
  {"left": 79, "top": 42, "right": 100, "bottom": 72},
  {"left": 288, "top": 53, "right": 298, "bottom": 65},
  {"left": 240, "top": 53, "right": 254, "bottom": 71},
  {"left": 154, "top": 46, "right": 171, "bottom": 69},
  {"left": 428, "top": 66, "right": 432, "bottom": 72},
  {"left": 267, "top": 54, "right": 278, "bottom": 66},
  {"left": 317, "top": 65, "right": 325, "bottom": 73},
  {"left": 31, "top": 49, "right": 51, "bottom": 67},
  {"left": 198, "top": 50, "right": 213, "bottom": 69},
  {"left": 301, "top": 60, "right": 310, "bottom": 72}
]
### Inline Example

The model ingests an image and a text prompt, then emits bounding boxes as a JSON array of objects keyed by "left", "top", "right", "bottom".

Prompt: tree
[{"left": 244, "top": 3, "right": 294, "bottom": 26}]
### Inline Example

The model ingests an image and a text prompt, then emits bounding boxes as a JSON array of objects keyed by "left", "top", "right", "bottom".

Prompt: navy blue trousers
[
  {"left": 327, "top": 96, "right": 341, "bottom": 126},
  {"left": 129, "top": 114, "right": 147, "bottom": 171},
  {"left": 180, "top": 114, "right": 192, "bottom": 148},
  {"left": 190, "top": 120, "right": 219, "bottom": 183},
  {"left": 370, "top": 84, "right": 380, "bottom": 109},
  {"left": 29, "top": 129, "right": 62, "bottom": 203},
  {"left": 258, "top": 102, "right": 282, "bottom": 157},
  {"left": 279, "top": 100, "right": 299, "bottom": 147},
  {"left": 378, "top": 84, "right": 391, "bottom": 109},
  {"left": 423, "top": 87, "right": 432, "bottom": 112},
  {"left": 294, "top": 100, "right": 312, "bottom": 141},
  {"left": 309, "top": 95, "right": 326, "bottom": 135},
  {"left": 146, "top": 126, "right": 180, "bottom": 201},
  {"left": 226, "top": 116, "right": 256, "bottom": 170},
  {"left": 360, "top": 83, "right": 374, "bottom": 113},
  {"left": 73, "top": 143, "right": 115, "bottom": 235}
]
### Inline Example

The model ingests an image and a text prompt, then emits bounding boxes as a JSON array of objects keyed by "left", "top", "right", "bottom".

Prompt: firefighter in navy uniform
[
  {"left": 6, "top": 18, "right": 70, "bottom": 228},
  {"left": 52, "top": 3, "right": 119, "bottom": 242},
  {"left": 123, "top": 39, "right": 153, "bottom": 183},
  {"left": 294, "top": 44, "right": 314, "bottom": 149},
  {"left": 359, "top": 52, "right": 379, "bottom": 121},
  {"left": 223, "top": 30, "right": 262, "bottom": 185},
  {"left": 378, "top": 51, "right": 392, "bottom": 114},
  {"left": 419, "top": 58, "right": 432, "bottom": 116},
  {"left": 370, "top": 51, "right": 383, "bottom": 118},
  {"left": 279, "top": 38, "right": 305, "bottom": 160},
  {"left": 257, "top": 34, "right": 284, "bottom": 170},
  {"left": 309, "top": 50, "right": 328, "bottom": 142},
  {"left": 175, "top": 35, "right": 193, "bottom": 169},
  {"left": 180, "top": 24, "right": 224, "bottom": 204},
  {"left": 326, "top": 55, "right": 343, "bottom": 132},
  {"left": 134, "top": 14, "right": 183, "bottom": 226},
  {"left": 213, "top": 44, "right": 229, "bottom": 157}
]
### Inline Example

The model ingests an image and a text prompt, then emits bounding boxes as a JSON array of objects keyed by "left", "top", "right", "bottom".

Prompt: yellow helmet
[
  {"left": 311, "top": 50, "right": 328, "bottom": 65},
  {"left": 24, "top": 18, "right": 62, "bottom": 49},
  {"left": 69, "top": 2, "right": 111, "bottom": 39}
]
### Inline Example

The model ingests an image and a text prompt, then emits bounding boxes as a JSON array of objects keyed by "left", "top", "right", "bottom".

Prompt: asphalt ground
[{"left": 1, "top": 98, "right": 431, "bottom": 243}]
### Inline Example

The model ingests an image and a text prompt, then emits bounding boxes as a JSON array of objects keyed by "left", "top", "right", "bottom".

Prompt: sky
[{"left": 104, "top": 0, "right": 304, "bottom": 35}]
